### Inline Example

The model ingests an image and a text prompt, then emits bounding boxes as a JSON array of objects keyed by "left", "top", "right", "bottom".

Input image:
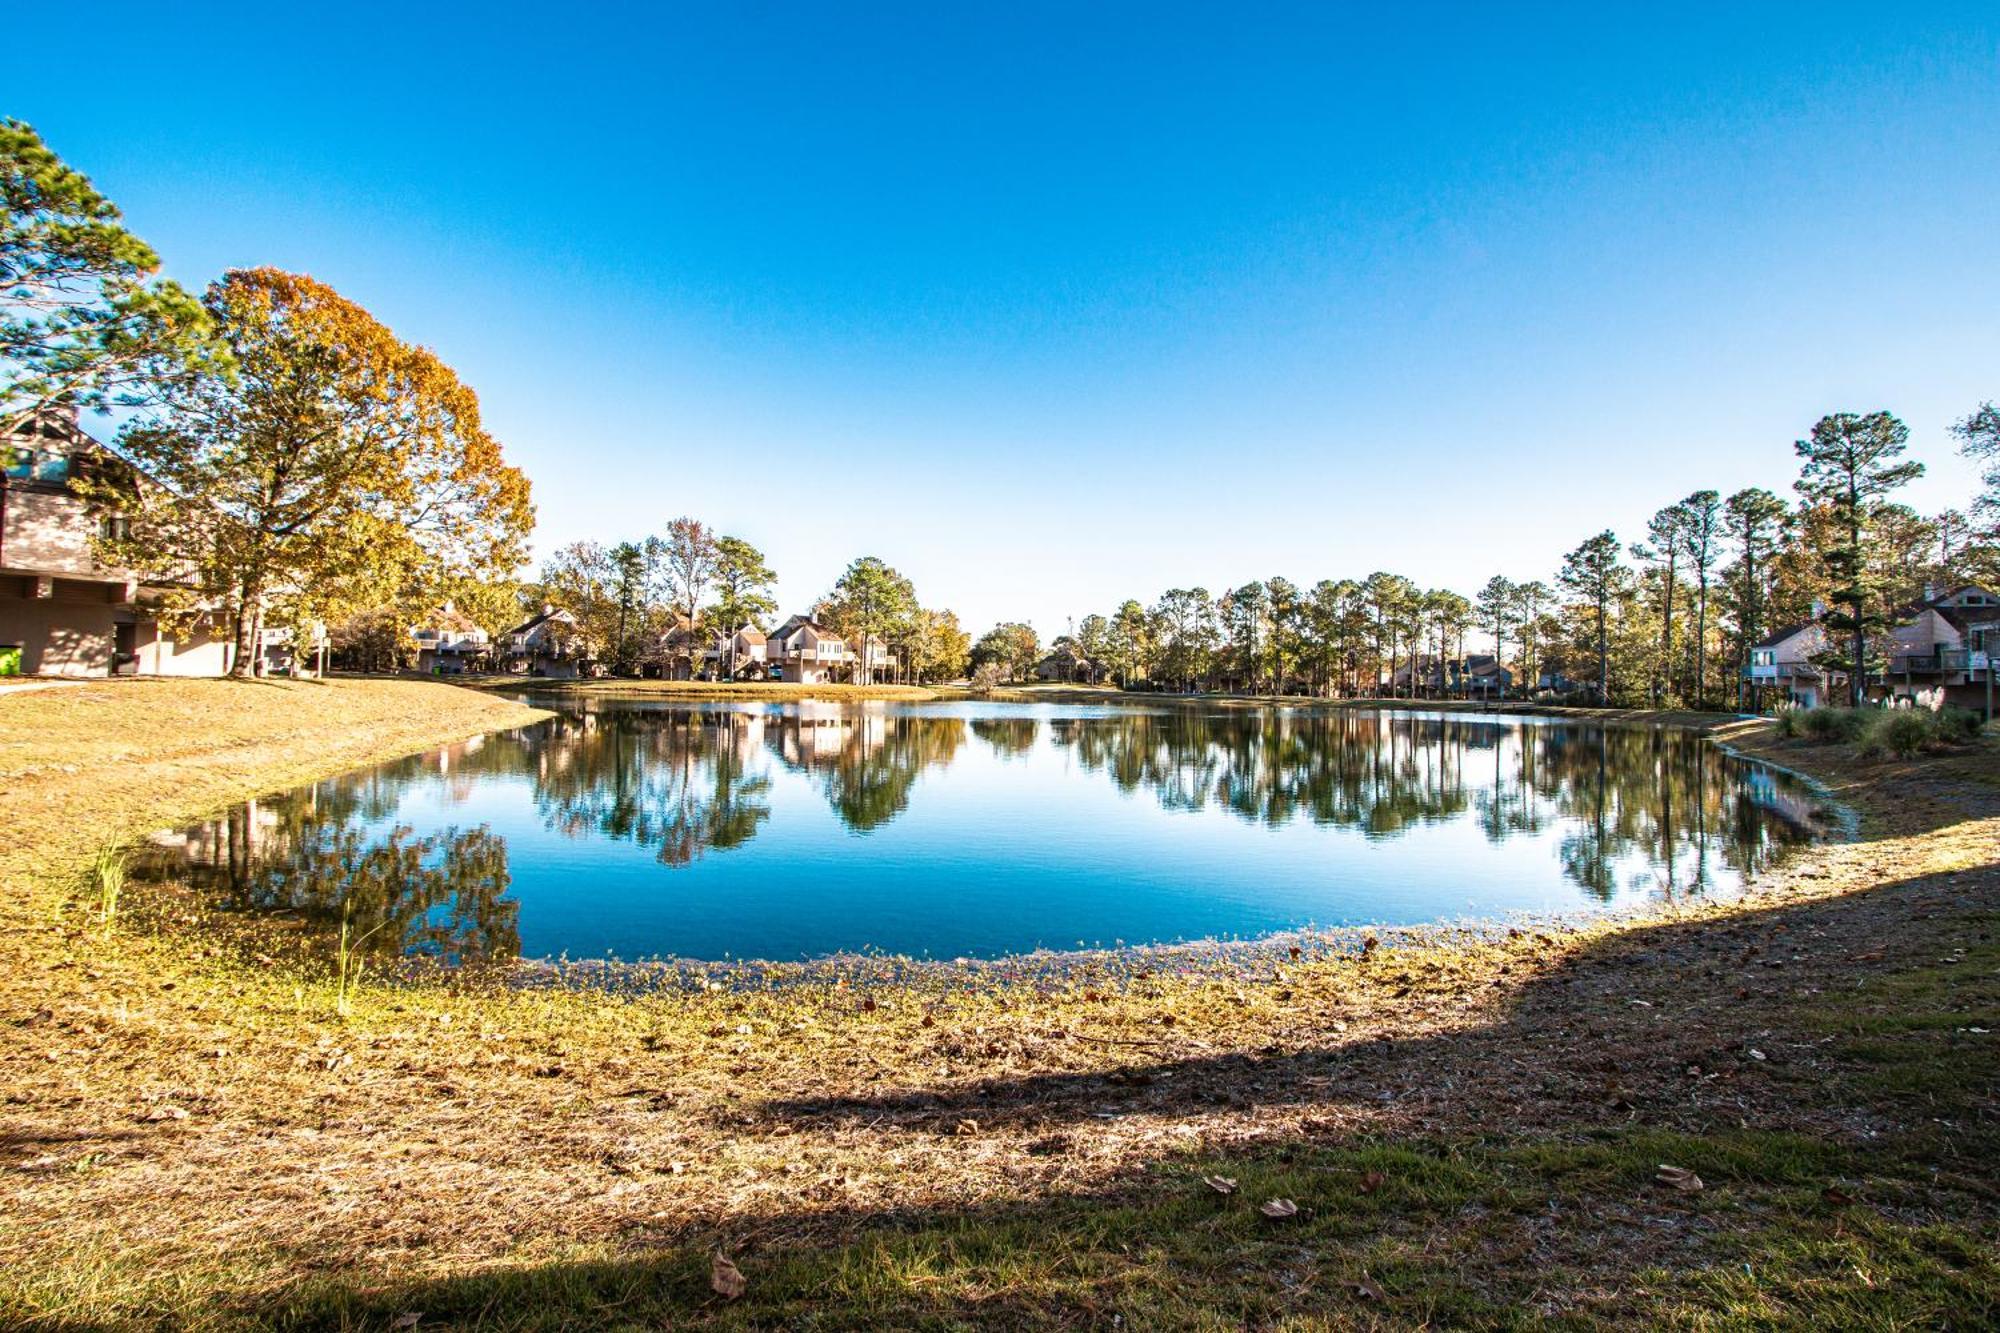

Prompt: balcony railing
[{"left": 1890, "top": 650, "right": 1970, "bottom": 674}]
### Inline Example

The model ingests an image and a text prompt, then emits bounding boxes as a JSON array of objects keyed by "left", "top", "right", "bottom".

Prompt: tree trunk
[
  {"left": 1597, "top": 599, "right": 1610, "bottom": 705},
  {"left": 1694, "top": 578, "right": 1709, "bottom": 708},
  {"left": 230, "top": 574, "right": 264, "bottom": 678}
]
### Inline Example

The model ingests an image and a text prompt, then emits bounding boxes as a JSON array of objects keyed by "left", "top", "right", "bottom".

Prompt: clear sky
[{"left": 14, "top": 3, "right": 1999, "bottom": 637}]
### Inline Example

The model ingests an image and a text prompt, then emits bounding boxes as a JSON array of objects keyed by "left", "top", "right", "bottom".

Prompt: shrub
[
  {"left": 1798, "top": 707, "right": 1866, "bottom": 742},
  {"left": 1936, "top": 706, "right": 1985, "bottom": 743},
  {"left": 1773, "top": 709, "right": 1801, "bottom": 738},
  {"left": 1861, "top": 709, "right": 1932, "bottom": 759}
]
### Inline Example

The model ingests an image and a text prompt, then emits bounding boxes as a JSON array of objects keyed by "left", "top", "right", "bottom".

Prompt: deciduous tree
[
  {"left": 660, "top": 516, "right": 718, "bottom": 631},
  {"left": 93, "top": 269, "right": 532, "bottom": 675}
]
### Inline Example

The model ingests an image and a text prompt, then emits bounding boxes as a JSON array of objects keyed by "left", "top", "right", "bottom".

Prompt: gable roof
[
  {"left": 1754, "top": 621, "right": 1815, "bottom": 650},
  {"left": 505, "top": 607, "right": 574, "bottom": 638}
]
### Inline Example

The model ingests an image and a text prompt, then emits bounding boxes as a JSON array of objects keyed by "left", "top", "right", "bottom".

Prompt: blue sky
[{"left": 15, "top": 3, "right": 1999, "bottom": 636}]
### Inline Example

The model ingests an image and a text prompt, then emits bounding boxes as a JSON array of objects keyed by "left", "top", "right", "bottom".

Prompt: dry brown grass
[{"left": 0, "top": 685, "right": 1995, "bottom": 1328}]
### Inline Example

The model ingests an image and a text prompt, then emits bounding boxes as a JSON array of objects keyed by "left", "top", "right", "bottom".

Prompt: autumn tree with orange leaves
[{"left": 88, "top": 268, "right": 533, "bottom": 675}]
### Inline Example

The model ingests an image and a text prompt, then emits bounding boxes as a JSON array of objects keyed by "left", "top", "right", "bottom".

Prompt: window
[
  {"left": 4, "top": 447, "right": 73, "bottom": 483},
  {"left": 98, "top": 514, "right": 129, "bottom": 543}
]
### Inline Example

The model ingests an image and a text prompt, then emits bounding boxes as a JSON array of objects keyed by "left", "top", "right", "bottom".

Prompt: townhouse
[
  {"left": 1745, "top": 586, "right": 1998, "bottom": 711},
  {"left": 764, "top": 614, "right": 893, "bottom": 684},
  {"left": 1, "top": 407, "right": 319, "bottom": 677}
]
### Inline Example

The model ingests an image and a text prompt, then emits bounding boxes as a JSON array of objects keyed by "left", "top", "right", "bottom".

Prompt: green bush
[
  {"left": 1850, "top": 706, "right": 1985, "bottom": 759},
  {"left": 1860, "top": 709, "right": 1932, "bottom": 759},
  {"left": 1773, "top": 709, "right": 1801, "bottom": 738},
  {"left": 1936, "top": 706, "right": 1985, "bottom": 743},
  {"left": 1798, "top": 707, "right": 1867, "bottom": 742}
]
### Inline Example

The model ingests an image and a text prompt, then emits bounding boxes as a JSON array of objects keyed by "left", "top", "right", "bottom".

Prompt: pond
[{"left": 137, "top": 699, "right": 1832, "bottom": 967}]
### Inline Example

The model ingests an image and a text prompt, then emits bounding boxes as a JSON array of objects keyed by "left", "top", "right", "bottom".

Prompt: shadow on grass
[{"left": 219, "top": 849, "right": 2000, "bottom": 1331}]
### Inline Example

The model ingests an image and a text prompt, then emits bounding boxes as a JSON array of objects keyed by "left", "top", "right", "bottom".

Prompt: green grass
[{"left": 212, "top": 1125, "right": 1990, "bottom": 1330}]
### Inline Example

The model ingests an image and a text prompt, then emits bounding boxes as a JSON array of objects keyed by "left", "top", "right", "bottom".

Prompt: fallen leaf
[
  {"left": 389, "top": 1315, "right": 422, "bottom": 1331},
  {"left": 1357, "top": 1170, "right": 1386, "bottom": 1195},
  {"left": 1203, "top": 1175, "right": 1238, "bottom": 1195},
  {"left": 1655, "top": 1164, "right": 1704, "bottom": 1193},
  {"left": 954, "top": 1119, "right": 980, "bottom": 1136},
  {"left": 1351, "top": 1275, "right": 1386, "bottom": 1302},
  {"left": 710, "top": 1251, "right": 746, "bottom": 1300},
  {"left": 1822, "top": 1186, "right": 1856, "bottom": 1206},
  {"left": 1259, "top": 1198, "right": 1299, "bottom": 1219}
]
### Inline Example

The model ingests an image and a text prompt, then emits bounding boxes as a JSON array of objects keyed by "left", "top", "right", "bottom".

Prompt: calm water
[{"left": 138, "top": 699, "right": 1830, "bottom": 966}]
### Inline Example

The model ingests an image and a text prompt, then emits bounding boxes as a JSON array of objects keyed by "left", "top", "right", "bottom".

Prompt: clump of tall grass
[
  {"left": 332, "top": 901, "right": 388, "bottom": 1019},
  {"left": 88, "top": 845, "right": 127, "bottom": 932}
]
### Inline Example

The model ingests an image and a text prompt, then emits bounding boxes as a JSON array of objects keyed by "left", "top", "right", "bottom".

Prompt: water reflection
[
  {"left": 144, "top": 786, "right": 518, "bottom": 963},
  {"left": 139, "top": 703, "right": 1827, "bottom": 964},
  {"left": 532, "top": 710, "right": 773, "bottom": 864}
]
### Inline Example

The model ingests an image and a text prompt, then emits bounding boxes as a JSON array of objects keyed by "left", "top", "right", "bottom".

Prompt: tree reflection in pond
[
  {"left": 140, "top": 785, "right": 518, "bottom": 963},
  {"left": 1045, "top": 710, "right": 1809, "bottom": 900},
  {"left": 140, "top": 702, "right": 1826, "bottom": 964},
  {"left": 766, "top": 704, "right": 965, "bottom": 832},
  {"left": 530, "top": 709, "right": 772, "bottom": 864}
]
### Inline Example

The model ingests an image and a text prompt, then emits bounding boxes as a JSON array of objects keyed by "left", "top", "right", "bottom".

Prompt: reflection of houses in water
[
  {"left": 763, "top": 701, "right": 890, "bottom": 770},
  {"left": 146, "top": 795, "right": 289, "bottom": 863},
  {"left": 1738, "top": 765, "right": 1825, "bottom": 828}
]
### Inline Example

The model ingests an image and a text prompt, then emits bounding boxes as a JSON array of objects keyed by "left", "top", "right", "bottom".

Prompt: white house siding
[{"left": 133, "top": 619, "right": 235, "bottom": 676}]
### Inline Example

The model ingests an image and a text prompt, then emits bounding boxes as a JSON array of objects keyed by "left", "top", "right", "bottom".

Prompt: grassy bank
[{"left": 0, "top": 685, "right": 1995, "bottom": 1328}]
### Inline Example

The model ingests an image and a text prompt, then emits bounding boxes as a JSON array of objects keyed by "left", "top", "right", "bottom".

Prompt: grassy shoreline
[{"left": 1, "top": 682, "right": 1995, "bottom": 1328}]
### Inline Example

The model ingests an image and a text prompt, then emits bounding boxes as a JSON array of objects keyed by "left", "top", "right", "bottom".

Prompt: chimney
[
  {"left": 543, "top": 602, "right": 555, "bottom": 616},
  {"left": 1922, "top": 582, "right": 1939, "bottom": 603},
  {"left": 1810, "top": 598, "right": 1827, "bottom": 620}
]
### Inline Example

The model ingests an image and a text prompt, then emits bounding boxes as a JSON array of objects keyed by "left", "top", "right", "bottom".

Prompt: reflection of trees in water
[
  {"left": 971, "top": 716, "right": 1040, "bottom": 760},
  {"left": 140, "top": 785, "right": 518, "bottom": 963},
  {"left": 765, "top": 709, "right": 966, "bottom": 832},
  {"left": 530, "top": 711, "right": 772, "bottom": 864},
  {"left": 146, "top": 706, "right": 1820, "bottom": 961},
  {"left": 1048, "top": 711, "right": 1474, "bottom": 834},
  {"left": 1048, "top": 711, "right": 1815, "bottom": 901}
]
